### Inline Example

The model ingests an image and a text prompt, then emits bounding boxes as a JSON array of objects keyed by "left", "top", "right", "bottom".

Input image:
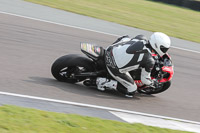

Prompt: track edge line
[{"left": 0, "top": 91, "right": 199, "bottom": 125}]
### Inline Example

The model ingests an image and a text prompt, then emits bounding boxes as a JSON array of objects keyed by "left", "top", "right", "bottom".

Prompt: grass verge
[
  {"left": 0, "top": 105, "right": 192, "bottom": 133},
  {"left": 25, "top": 0, "right": 200, "bottom": 43}
]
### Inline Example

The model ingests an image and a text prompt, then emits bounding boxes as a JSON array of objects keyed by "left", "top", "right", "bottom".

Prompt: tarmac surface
[
  {"left": 0, "top": 0, "right": 200, "bottom": 52},
  {"left": 0, "top": 12, "right": 200, "bottom": 123}
]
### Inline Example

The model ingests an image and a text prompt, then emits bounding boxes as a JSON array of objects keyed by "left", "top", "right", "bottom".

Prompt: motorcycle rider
[{"left": 96, "top": 32, "right": 171, "bottom": 97}]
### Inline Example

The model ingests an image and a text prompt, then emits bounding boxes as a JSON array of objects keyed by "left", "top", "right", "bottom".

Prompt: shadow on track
[{"left": 24, "top": 76, "right": 155, "bottom": 100}]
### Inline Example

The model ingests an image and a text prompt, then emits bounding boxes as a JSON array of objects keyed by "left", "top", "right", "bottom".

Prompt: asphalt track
[{"left": 0, "top": 13, "right": 200, "bottom": 122}]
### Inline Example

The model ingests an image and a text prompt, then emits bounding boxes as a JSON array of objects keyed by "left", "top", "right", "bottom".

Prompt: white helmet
[{"left": 149, "top": 32, "right": 171, "bottom": 57}]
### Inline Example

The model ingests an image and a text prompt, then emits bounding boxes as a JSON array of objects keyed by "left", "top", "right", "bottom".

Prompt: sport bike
[{"left": 51, "top": 43, "right": 174, "bottom": 95}]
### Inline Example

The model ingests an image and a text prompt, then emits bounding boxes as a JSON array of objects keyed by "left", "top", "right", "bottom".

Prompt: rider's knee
[{"left": 127, "top": 83, "right": 137, "bottom": 93}]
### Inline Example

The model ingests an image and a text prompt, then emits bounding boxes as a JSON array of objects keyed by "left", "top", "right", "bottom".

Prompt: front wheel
[
  {"left": 51, "top": 54, "right": 95, "bottom": 83},
  {"left": 137, "top": 81, "right": 171, "bottom": 94}
]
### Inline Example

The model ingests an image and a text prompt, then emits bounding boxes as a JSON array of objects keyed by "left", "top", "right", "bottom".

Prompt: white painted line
[
  {"left": 0, "top": 11, "right": 200, "bottom": 54},
  {"left": 0, "top": 91, "right": 200, "bottom": 125},
  {"left": 0, "top": 11, "right": 118, "bottom": 37},
  {"left": 171, "top": 46, "right": 200, "bottom": 54},
  {"left": 110, "top": 111, "right": 200, "bottom": 133}
]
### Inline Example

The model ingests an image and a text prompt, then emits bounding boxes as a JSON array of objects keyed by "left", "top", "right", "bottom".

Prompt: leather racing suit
[{"left": 105, "top": 35, "right": 155, "bottom": 95}]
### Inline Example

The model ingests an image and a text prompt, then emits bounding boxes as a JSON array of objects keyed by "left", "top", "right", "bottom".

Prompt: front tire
[
  {"left": 137, "top": 81, "right": 171, "bottom": 94},
  {"left": 51, "top": 54, "right": 95, "bottom": 83}
]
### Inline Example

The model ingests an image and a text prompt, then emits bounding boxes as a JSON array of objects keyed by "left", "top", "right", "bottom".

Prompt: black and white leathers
[{"left": 105, "top": 36, "right": 155, "bottom": 93}]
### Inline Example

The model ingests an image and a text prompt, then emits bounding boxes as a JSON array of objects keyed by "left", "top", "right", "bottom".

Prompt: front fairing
[{"left": 158, "top": 53, "right": 174, "bottom": 82}]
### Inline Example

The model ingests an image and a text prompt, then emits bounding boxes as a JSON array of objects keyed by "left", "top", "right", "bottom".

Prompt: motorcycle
[{"left": 51, "top": 42, "right": 174, "bottom": 95}]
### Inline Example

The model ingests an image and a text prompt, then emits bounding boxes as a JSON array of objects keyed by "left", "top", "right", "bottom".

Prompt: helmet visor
[{"left": 160, "top": 45, "right": 169, "bottom": 53}]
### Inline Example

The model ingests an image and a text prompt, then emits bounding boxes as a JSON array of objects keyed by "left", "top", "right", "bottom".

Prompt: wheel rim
[
  {"left": 139, "top": 87, "right": 161, "bottom": 94},
  {"left": 59, "top": 67, "right": 76, "bottom": 79},
  {"left": 59, "top": 66, "right": 87, "bottom": 81}
]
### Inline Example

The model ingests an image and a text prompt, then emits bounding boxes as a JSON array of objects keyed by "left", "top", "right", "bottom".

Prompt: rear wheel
[
  {"left": 51, "top": 54, "right": 95, "bottom": 83},
  {"left": 137, "top": 81, "right": 171, "bottom": 94}
]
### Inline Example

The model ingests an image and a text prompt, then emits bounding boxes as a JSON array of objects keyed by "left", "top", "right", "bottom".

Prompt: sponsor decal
[
  {"left": 91, "top": 45, "right": 94, "bottom": 52},
  {"left": 96, "top": 47, "right": 101, "bottom": 54},
  {"left": 81, "top": 43, "right": 99, "bottom": 57},
  {"left": 106, "top": 52, "right": 116, "bottom": 69},
  {"left": 81, "top": 43, "right": 87, "bottom": 51}
]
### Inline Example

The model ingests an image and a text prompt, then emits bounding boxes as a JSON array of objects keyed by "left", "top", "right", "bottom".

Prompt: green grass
[
  {"left": 25, "top": 0, "right": 200, "bottom": 43},
  {"left": 0, "top": 105, "right": 192, "bottom": 133}
]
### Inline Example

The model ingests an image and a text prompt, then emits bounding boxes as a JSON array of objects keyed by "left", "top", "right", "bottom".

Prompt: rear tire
[{"left": 51, "top": 54, "right": 95, "bottom": 83}]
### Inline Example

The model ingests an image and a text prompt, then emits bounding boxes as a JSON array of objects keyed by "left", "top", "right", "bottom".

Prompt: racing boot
[{"left": 96, "top": 77, "right": 118, "bottom": 91}]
